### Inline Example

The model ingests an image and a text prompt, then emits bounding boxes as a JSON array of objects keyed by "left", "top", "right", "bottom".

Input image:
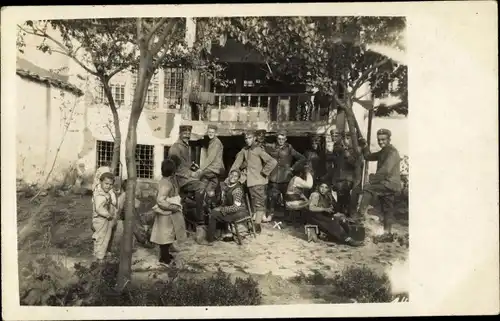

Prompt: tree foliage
[
  {"left": 199, "top": 16, "right": 407, "bottom": 114},
  {"left": 17, "top": 19, "right": 140, "bottom": 173},
  {"left": 197, "top": 16, "right": 407, "bottom": 187}
]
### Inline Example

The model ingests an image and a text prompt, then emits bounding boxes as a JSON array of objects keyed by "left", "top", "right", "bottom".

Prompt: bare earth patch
[{"left": 17, "top": 193, "right": 408, "bottom": 305}]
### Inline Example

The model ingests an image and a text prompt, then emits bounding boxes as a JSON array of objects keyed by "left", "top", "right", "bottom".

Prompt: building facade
[{"left": 16, "top": 19, "right": 379, "bottom": 190}]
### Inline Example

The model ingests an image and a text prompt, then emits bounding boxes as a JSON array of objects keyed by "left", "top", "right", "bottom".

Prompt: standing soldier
[
  {"left": 229, "top": 130, "right": 277, "bottom": 233},
  {"left": 199, "top": 124, "right": 225, "bottom": 194},
  {"left": 264, "top": 130, "right": 306, "bottom": 222},
  {"left": 168, "top": 125, "right": 206, "bottom": 224},
  {"left": 357, "top": 128, "right": 401, "bottom": 240},
  {"left": 256, "top": 129, "right": 267, "bottom": 146},
  {"left": 329, "top": 131, "right": 363, "bottom": 217},
  {"left": 304, "top": 134, "right": 324, "bottom": 194}
]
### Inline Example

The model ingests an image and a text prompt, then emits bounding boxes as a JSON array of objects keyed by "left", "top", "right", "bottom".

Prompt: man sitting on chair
[{"left": 206, "top": 170, "right": 249, "bottom": 244}]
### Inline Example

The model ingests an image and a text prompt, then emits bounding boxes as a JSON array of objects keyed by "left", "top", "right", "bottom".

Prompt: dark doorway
[
  {"left": 286, "top": 136, "right": 314, "bottom": 155},
  {"left": 218, "top": 135, "right": 318, "bottom": 179},
  {"left": 265, "top": 135, "right": 316, "bottom": 155},
  {"left": 218, "top": 135, "right": 246, "bottom": 179}
]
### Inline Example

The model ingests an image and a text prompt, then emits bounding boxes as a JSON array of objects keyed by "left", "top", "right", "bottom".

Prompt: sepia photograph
[
  {"left": 13, "top": 13, "right": 409, "bottom": 307},
  {"left": 2, "top": 2, "right": 498, "bottom": 319}
]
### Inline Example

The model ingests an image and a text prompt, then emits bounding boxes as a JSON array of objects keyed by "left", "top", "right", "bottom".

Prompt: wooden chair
[
  {"left": 227, "top": 193, "right": 257, "bottom": 245},
  {"left": 304, "top": 224, "right": 319, "bottom": 242}
]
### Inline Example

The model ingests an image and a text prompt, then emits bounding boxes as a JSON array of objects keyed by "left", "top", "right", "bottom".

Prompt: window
[
  {"left": 131, "top": 73, "right": 159, "bottom": 108},
  {"left": 112, "top": 84, "right": 126, "bottom": 105},
  {"left": 96, "top": 140, "right": 120, "bottom": 176},
  {"left": 164, "top": 68, "right": 184, "bottom": 108},
  {"left": 135, "top": 144, "right": 154, "bottom": 179},
  {"left": 96, "top": 84, "right": 125, "bottom": 106},
  {"left": 96, "top": 86, "right": 105, "bottom": 103}
]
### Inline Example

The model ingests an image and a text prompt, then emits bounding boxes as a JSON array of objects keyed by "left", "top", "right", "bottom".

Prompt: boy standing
[{"left": 92, "top": 172, "right": 118, "bottom": 261}]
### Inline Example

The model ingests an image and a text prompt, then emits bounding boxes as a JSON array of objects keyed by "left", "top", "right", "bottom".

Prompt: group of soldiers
[{"left": 166, "top": 123, "right": 401, "bottom": 239}]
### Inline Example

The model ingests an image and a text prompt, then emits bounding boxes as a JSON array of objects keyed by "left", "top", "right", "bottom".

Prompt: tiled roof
[{"left": 16, "top": 57, "right": 84, "bottom": 96}]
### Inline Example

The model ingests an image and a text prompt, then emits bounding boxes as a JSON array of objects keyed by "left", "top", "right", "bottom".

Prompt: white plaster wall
[
  {"left": 82, "top": 106, "right": 183, "bottom": 180},
  {"left": 16, "top": 76, "right": 85, "bottom": 186}
]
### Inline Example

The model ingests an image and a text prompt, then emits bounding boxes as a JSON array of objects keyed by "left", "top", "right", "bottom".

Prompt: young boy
[{"left": 92, "top": 172, "right": 118, "bottom": 261}]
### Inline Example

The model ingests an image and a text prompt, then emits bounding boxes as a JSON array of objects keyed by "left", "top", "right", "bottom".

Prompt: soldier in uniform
[
  {"left": 256, "top": 129, "right": 267, "bottom": 146},
  {"left": 304, "top": 134, "right": 324, "bottom": 194},
  {"left": 198, "top": 124, "right": 225, "bottom": 194},
  {"left": 357, "top": 128, "right": 401, "bottom": 238},
  {"left": 168, "top": 125, "right": 206, "bottom": 224},
  {"left": 329, "top": 131, "right": 363, "bottom": 217},
  {"left": 264, "top": 130, "right": 306, "bottom": 222},
  {"left": 229, "top": 130, "right": 277, "bottom": 233}
]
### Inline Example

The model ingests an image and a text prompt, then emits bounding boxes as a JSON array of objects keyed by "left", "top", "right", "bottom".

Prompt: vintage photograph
[{"left": 14, "top": 14, "right": 409, "bottom": 306}]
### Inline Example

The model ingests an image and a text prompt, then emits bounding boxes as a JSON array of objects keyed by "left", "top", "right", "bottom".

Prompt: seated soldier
[
  {"left": 206, "top": 170, "right": 249, "bottom": 244},
  {"left": 307, "top": 182, "right": 363, "bottom": 247},
  {"left": 168, "top": 125, "right": 207, "bottom": 225},
  {"left": 284, "top": 164, "right": 314, "bottom": 211}
]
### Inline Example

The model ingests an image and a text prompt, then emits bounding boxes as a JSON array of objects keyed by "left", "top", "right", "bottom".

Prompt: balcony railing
[{"left": 198, "top": 93, "right": 329, "bottom": 122}]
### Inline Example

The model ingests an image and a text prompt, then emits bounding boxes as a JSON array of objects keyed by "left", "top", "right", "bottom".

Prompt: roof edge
[{"left": 16, "top": 68, "right": 84, "bottom": 97}]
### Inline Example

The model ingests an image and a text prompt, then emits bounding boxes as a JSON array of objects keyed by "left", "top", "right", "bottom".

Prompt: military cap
[
  {"left": 376, "top": 128, "right": 392, "bottom": 137},
  {"left": 207, "top": 124, "right": 218, "bottom": 131},
  {"left": 309, "top": 133, "right": 321, "bottom": 142},
  {"left": 277, "top": 129, "right": 287, "bottom": 137},
  {"left": 179, "top": 125, "right": 192, "bottom": 132},
  {"left": 256, "top": 129, "right": 267, "bottom": 135},
  {"left": 244, "top": 129, "right": 256, "bottom": 136}
]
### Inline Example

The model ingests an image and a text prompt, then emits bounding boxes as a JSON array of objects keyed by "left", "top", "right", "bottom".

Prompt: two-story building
[{"left": 16, "top": 19, "right": 373, "bottom": 193}]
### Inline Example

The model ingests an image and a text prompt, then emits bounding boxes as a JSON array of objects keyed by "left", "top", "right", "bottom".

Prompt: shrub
[
  {"left": 24, "top": 261, "right": 262, "bottom": 306},
  {"left": 158, "top": 269, "right": 262, "bottom": 306},
  {"left": 332, "top": 265, "right": 392, "bottom": 303},
  {"left": 19, "top": 254, "right": 77, "bottom": 306}
]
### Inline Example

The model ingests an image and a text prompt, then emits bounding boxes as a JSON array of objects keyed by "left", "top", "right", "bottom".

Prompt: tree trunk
[
  {"left": 343, "top": 98, "right": 363, "bottom": 189},
  {"left": 115, "top": 58, "right": 153, "bottom": 292},
  {"left": 102, "top": 81, "right": 122, "bottom": 177}
]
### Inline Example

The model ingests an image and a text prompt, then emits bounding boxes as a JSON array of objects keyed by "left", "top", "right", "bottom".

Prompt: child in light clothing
[
  {"left": 93, "top": 163, "right": 117, "bottom": 208},
  {"left": 92, "top": 172, "right": 118, "bottom": 261}
]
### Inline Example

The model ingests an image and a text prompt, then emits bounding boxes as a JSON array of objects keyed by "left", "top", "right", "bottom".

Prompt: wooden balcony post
[
  {"left": 181, "top": 17, "right": 197, "bottom": 120},
  {"left": 218, "top": 94, "right": 223, "bottom": 121}
]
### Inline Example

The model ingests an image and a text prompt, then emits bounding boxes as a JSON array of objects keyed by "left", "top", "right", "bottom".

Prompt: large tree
[
  {"left": 199, "top": 16, "right": 407, "bottom": 187},
  {"left": 117, "top": 17, "right": 187, "bottom": 291},
  {"left": 17, "top": 19, "right": 138, "bottom": 177}
]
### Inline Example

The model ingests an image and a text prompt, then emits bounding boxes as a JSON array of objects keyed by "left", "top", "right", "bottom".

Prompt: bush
[
  {"left": 332, "top": 265, "right": 392, "bottom": 303},
  {"left": 19, "top": 254, "right": 77, "bottom": 306},
  {"left": 158, "top": 269, "right": 262, "bottom": 306},
  {"left": 22, "top": 261, "right": 262, "bottom": 306}
]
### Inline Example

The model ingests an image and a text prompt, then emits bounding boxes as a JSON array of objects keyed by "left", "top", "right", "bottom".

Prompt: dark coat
[{"left": 264, "top": 142, "right": 306, "bottom": 183}]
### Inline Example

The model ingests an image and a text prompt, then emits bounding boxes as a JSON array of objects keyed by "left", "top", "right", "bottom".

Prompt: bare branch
[
  {"left": 105, "top": 123, "right": 116, "bottom": 140},
  {"left": 18, "top": 24, "right": 99, "bottom": 77},
  {"left": 352, "top": 58, "right": 389, "bottom": 92},
  {"left": 109, "top": 65, "right": 131, "bottom": 79},
  {"left": 354, "top": 74, "right": 384, "bottom": 101},
  {"left": 152, "top": 25, "right": 180, "bottom": 70},
  {"left": 151, "top": 19, "right": 177, "bottom": 57},
  {"left": 145, "top": 18, "right": 168, "bottom": 48}
]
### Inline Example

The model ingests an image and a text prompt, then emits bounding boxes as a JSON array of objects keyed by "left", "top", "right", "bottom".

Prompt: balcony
[{"left": 186, "top": 93, "right": 333, "bottom": 136}]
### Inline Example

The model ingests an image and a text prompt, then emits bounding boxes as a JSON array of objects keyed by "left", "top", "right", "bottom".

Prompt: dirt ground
[{"left": 17, "top": 192, "right": 409, "bottom": 305}]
